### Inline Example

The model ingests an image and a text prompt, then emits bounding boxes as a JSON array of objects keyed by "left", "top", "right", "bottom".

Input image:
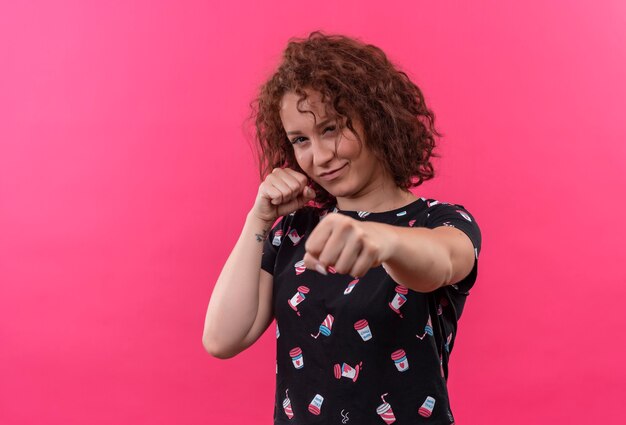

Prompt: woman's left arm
[
  {"left": 303, "top": 213, "right": 476, "bottom": 293},
  {"left": 372, "top": 223, "right": 476, "bottom": 292}
]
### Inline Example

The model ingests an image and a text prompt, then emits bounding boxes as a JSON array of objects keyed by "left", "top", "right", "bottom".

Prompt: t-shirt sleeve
[
  {"left": 260, "top": 216, "right": 287, "bottom": 276},
  {"left": 424, "top": 201, "right": 482, "bottom": 293}
]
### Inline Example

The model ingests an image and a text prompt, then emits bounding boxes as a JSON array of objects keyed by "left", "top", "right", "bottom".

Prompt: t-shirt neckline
[{"left": 331, "top": 197, "right": 425, "bottom": 219}]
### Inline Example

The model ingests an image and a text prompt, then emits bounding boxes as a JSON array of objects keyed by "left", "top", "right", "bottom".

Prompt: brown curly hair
[{"left": 246, "top": 30, "right": 443, "bottom": 210}]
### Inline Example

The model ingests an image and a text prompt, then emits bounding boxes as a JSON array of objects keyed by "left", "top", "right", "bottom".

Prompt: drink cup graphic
[
  {"left": 294, "top": 260, "right": 306, "bottom": 275},
  {"left": 343, "top": 278, "right": 360, "bottom": 295},
  {"left": 272, "top": 229, "right": 283, "bottom": 246},
  {"left": 391, "top": 349, "right": 409, "bottom": 372},
  {"left": 334, "top": 361, "right": 362, "bottom": 382},
  {"left": 290, "top": 347, "right": 304, "bottom": 369},
  {"left": 354, "top": 319, "right": 372, "bottom": 341},
  {"left": 288, "top": 286, "right": 310, "bottom": 316},
  {"left": 417, "top": 315, "right": 433, "bottom": 340},
  {"left": 288, "top": 228, "right": 302, "bottom": 245},
  {"left": 418, "top": 396, "right": 436, "bottom": 418},
  {"left": 308, "top": 394, "right": 324, "bottom": 415},
  {"left": 425, "top": 315, "right": 433, "bottom": 336},
  {"left": 376, "top": 393, "right": 396, "bottom": 424},
  {"left": 311, "top": 314, "right": 334, "bottom": 338},
  {"left": 389, "top": 285, "right": 409, "bottom": 317},
  {"left": 283, "top": 389, "right": 294, "bottom": 419}
]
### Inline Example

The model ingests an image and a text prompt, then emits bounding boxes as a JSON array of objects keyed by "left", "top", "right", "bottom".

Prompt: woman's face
[{"left": 279, "top": 89, "right": 389, "bottom": 201}]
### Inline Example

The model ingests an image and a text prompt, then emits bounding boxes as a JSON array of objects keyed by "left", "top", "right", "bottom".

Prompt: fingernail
[{"left": 315, "top": 263, "right": 328, "bottom": 275}]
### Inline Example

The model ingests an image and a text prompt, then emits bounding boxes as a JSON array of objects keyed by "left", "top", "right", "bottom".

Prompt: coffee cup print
[
  {"left": 376, "top": 393, "right": 396, "bottom": 424},
  {"left": 308, "top": 394, "right": 324, "bottom": 415},
  {"left": 389, "top": 285, "right": 409, "bottom": 317},
  {"left": 418, "top": 396, "right": 436, "bottom": 418},
  {"left": 294, "top": 259, "right": 306, "bottom": 275},
  {"left": 343, "top": 278, "right": 359, "bottom": 295},
  {"left": 354, "top": 319, "right": 372, "bottom": 341},
  {"left": 290, "top": 347, "right": 304, "bottom": 369},
  {"left": 272, "top": 229, "right": 283, "bottom": 247},
  {"left": 283, "top": 389, "right": 294, "bottom": 419},
  {"left": 391, "top": 349, "right": 409, "bottom": 372},
  {"left": 311, "top": 314, "right": 334, "bottom": 338},
  {"left": 288, "top": 286, "right": 310, "bottom": 316},
  {"left": 288, "top": 228, "right": 302, "bottom": 245},
  {"left": 334, "top": 361, "right": 363, "bottom": 382}
]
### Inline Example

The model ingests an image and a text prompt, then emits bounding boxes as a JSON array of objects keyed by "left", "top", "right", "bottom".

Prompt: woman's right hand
[{"left": 251, "top": 167, "right": 316, "bottom": 223}]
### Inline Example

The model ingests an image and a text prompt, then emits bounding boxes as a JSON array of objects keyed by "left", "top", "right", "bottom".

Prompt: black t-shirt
[{"left": 261, "top": 197, "right": 482, "bottom": 425}]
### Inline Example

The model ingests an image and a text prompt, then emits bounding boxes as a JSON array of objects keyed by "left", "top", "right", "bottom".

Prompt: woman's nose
[{"left": 312, "top": 138, "right": 336, "bottom": 166}]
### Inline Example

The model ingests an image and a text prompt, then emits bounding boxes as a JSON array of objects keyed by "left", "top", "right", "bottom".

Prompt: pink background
[{"left": 1, "top": 1, "right": 625, "bottom": 423}]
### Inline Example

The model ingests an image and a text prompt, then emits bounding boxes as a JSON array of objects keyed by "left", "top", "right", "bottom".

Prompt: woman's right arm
[
  {"left": 202, "top": 168, "right": 315, "bottom": 359},
  {"left": 202, "top": 212, "right": 276, "bottom": 359}
]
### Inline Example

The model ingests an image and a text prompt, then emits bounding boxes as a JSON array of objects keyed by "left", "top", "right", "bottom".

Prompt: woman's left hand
[{"left": 303, "top": 213, "right": 393, "bottom": 278}]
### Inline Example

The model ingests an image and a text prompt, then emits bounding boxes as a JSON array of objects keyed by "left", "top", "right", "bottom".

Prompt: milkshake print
[
  {"left": 288, "top": 286, "right": 309, "bottom": 316},
  {"left": 283, "top": 389, "right": 294, "bottom": 419},
  {"left": 311, "top": 314, "right": 334, "bottom": 338},
  {"left": 354, "top": 319, "right": 373, "bottom": 341},
  {"left": 343, "top": 278, "right": 359, "bottom": 295},
  {"left": 391, "top": 349, "right": 409, "bottom": 372},
  {"left": 416, "top": 315, "right": 433, "bottom": 340},
  {"left": 389, "top": 285, "right": 409, "bottom": 317},
  {"left": 308, "top": 394, "right": 324, "bottom": 415},
  {"left": 418, "top": 396, "right": 436, "bottom": 417},
  {"left": 290, "top": 347, "right": 304, "bottom": 369},
  {"left": 334, "top": 361, "right": 363, "bottom": 382},
  {"left": 376, "top": 393, "right": 396, "bottom": 424}
]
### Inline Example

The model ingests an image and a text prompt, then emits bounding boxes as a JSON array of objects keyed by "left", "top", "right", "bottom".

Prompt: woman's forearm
[{"left": 202, "top": 211, "right": 274, "bottom": 355}]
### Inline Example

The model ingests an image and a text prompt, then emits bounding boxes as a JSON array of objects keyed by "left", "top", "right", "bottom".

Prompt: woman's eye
[{"left": 290, "top": 126, "right": 336, "bottom": 145}]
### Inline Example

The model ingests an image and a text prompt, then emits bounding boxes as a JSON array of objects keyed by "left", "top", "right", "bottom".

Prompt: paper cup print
[
  {"left": 288, "top": 286, "right": 310, "bottom": 316},
  {"left": 354, "top": 319, "right": 372, "bottom": 341},
  {"left": 311, "top": 314, "right": 334, "bottom": 338},
  {"left": 288, "top": 228, "right": 302, "bottom": 245},
  {"left": 418, "top": 396, "right": 436, "bottom": 418},
  {"left": 308, "top": 394, "right": 324, "bottom": 415},
  {"left": 391, "top": 349, "right": 409, "bottom": 372},
  {"left": 343, "top": 278, "right": 359, "bottom": 295},
  {"left": 272, "top": 229, "right": 283, "bottom": 246},
  {"left": 294, "top": 259, "right": 306, "bottom": 275},
  {"left": 283, "top": 389, "right": 294, "bottom": 419},
  {"left": 389, "top": 285, "right": 409, "bottom": 317},
  {"left": 290, "top": 347, "right": 304, "bottom": 369},
  {"left": 376, "top": 393, "right": 396, "bottom": 424},
  {"left": 334, "top": 362, "right": 362, "bottom": 382}
]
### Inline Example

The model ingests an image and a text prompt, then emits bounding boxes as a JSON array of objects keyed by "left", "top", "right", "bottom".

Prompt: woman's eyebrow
[{"left": 286, "top": 118, "right": 334, "bottom": 135}]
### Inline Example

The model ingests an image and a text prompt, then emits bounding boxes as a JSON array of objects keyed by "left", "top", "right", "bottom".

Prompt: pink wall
[{"left": 1, "top": 1, "right": 625, "bottom": 423}]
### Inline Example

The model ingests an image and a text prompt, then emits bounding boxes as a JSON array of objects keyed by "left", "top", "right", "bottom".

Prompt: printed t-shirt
[{"left": 261, "top": 197, "right": 482, "bottom": 425}]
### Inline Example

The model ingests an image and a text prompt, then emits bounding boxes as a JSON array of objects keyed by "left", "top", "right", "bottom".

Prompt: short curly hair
[{"left": 246, "top": 30, "right": 442, "bottom": 210}]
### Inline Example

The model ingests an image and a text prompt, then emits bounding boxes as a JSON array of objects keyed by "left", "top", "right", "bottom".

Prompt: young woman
[{"left": 203, "top": 31, "right": 482, "bottom": 425}]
